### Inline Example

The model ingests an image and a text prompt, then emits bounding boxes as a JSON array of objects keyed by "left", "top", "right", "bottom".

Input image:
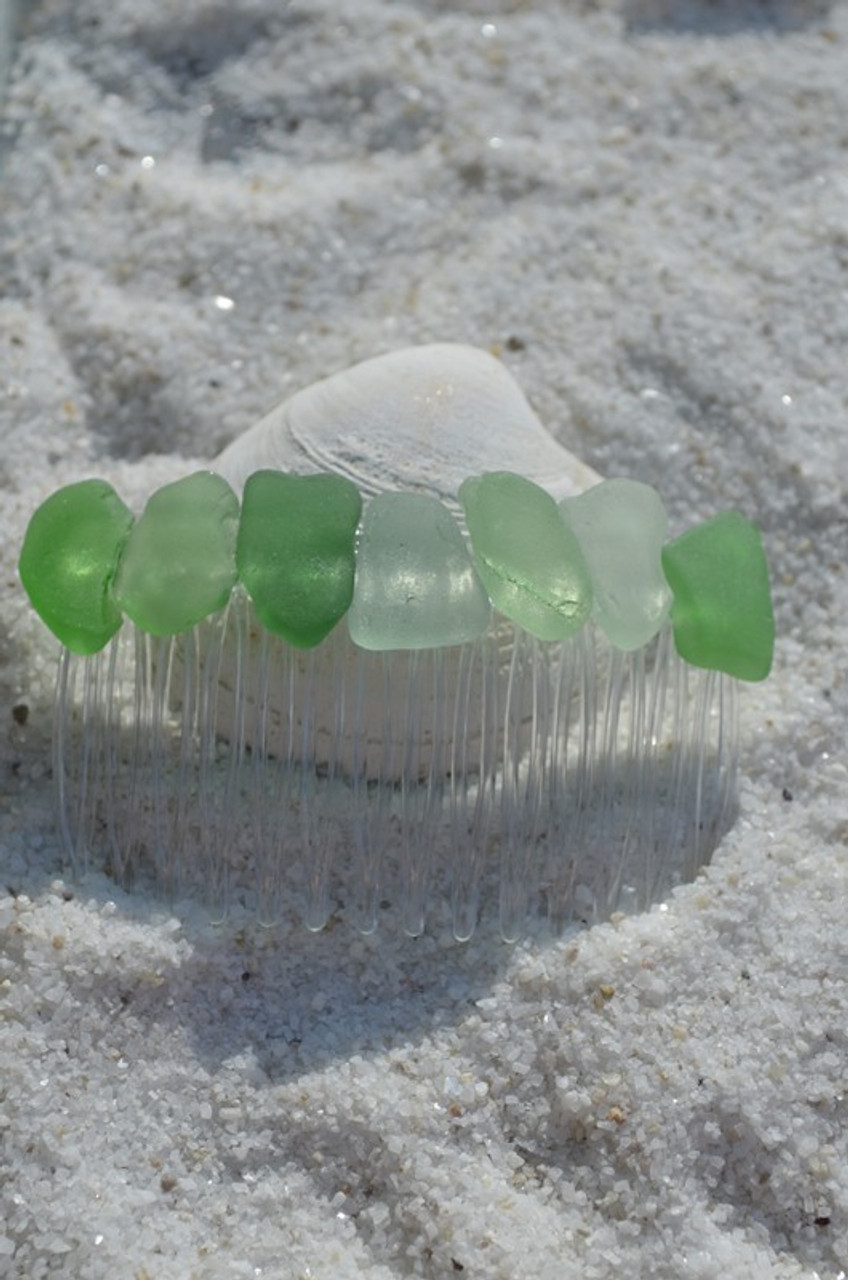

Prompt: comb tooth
[
  {"left": 499, "top": 630, "right": 546, "bottom": 941},
  {"left": 53, "top": 647, "right": 79, "bottom": 875},
  {"left": 170, "top": 628, "right": 197, "bottom": 902},
  {"left": 350, "top": 648, "right": 390, "bottom": 934},
  {"left": 397, "top": 649, "right": 427, "bottom": 938},
  {"left": 100, "top": 638, "right": 123, "bottom": 883},
  {"left": 248, "top": 624, "right": 271, "bottom": 922},
  {"left": 645, "top": 626, "right": 678, "bottom": 907},
  {"left": 194, "top": 601, "right": 237, "bottom": 923},
  {"left": 294, "top": 640, "right": 319, "bottom": 925},
  {"left": 149, "top": 634, "right": 174, "bottom": 898},
  {"left": 627, "top": 636, "right": 657, "bottom": 913},
  {"left": 449, "top": 637, "right": 493, "bottom": 941},
  {"left": 599, "top": 646, "right": 646, "bottom": 919},
  {"left": 104, "top": 634, "right": 131, "bottom": 888},
  {"left": 67, "top": 648, "right": 101, "bottom": 876},
  {"left": 301, "top": 637, "right": 343, "bottom": 933},
  {"left": 718, "top": 675, "right": 739, "bottom": 839},
  {"left": 670, "top": 653, "right": 701, "bottom": 888},
  {"left": 545, "top": 628, "right": 592, "bottom": 929},
  {"left": 134, "top": 632, "right": 158, "bottom": 890}
]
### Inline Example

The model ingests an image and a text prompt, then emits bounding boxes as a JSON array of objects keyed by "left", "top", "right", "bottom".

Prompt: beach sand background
[{"left": 1, "top": 2, "right": 847, "bottom": 1277}]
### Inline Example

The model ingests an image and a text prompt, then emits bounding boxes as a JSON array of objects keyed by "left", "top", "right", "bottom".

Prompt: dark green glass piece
[
  {"left": 19, "top": 479, "right": 134, "bottom": 656},
  {"left": 459, "top": 471, "right": 593, "bottom": 641},
  {"left": 661, "top": 511, "right": 774, "bottom": 681},
  {"left": 237, "top": 470, "right": 362, "bottom": 648},
  {"left": 114, "top": 471, "right": 239, "bottom": 636}
]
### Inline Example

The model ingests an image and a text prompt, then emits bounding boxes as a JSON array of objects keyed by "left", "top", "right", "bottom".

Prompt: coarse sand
[{"left": 1, "top": 3, "right": 847, "bottom": 1277}]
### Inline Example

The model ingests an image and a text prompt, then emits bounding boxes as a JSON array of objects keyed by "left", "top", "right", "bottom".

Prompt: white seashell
[
  {"left": 214, "top": 343, "right": 601, "bottom": 500},
  {"left": 209, "top": 344, "right": 602, "bottom": 785}
]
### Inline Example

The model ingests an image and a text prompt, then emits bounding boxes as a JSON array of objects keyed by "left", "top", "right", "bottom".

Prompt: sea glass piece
[
  {"left": 661, "top": 511, "right": 774, "bottom": 681},
  {"left": 459, "top": 471, "right": 593, "bottom": 642},
  {"left": 237, "top": 469, "right": 362, "bottom": 648},
  {"left": 559, "top": 478, "right": 671, "bottom": 650},
  {"left": 18, "top": 479, "right": 134, "bottom": 655},
  {"left": 347, "top": 492, "right": 491, "bottom": 650},
  {"left": 114, "top": 471, "right": 239, "bottom": 635}
]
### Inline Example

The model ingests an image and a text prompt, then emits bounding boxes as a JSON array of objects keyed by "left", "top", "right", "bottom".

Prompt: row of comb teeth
[
  {"left": 54, "top": 592, "right": 737, "bottom": 940},
  {"left": 20, "top": 461, "right": 768, "bottom": 936}
]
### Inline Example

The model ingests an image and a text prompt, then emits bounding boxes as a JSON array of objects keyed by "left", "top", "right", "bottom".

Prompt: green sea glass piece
[
  {"left": 459, "top": 471, "right": 593, "bottom": 642},
  {"left": 559, "top": 478, "right": 671, "bottom": 651},
  {"left": 347, "top": 493, "right": 491, "bottom": 650},
  {"left": 114, "top": 471, "right": 239, "bottom": 636},
  {"left": 19, "top": 479, "right": 134, "bottom": 656},
  {"left": 661, "top": 511, "right": 774, "bottom": 681},
  {"left": 237, "top": 470, "right": 361, "bottom": 648}
]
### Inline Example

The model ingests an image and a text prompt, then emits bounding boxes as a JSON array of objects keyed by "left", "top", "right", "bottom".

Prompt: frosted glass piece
[
  {"left": 347, "top": 493, "right": 491, "bottom": 650},
  {"left": 114, "top": 472, "right": 238, "bottom": 636},
  {"left": 662, "top": 510, "right": 774, "bottom": 681},
  {"left": 18, "top": 480, "right": 133, "bottom": 656},
  {"left": 559, "top": 478, "right": 671, "bottom": 651},
  {"left": 460, "top": 472, "right": 592, "bottom": 642}
]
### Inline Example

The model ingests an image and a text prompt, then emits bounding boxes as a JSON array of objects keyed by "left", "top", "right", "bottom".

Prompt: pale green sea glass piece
[
  {"left": 347, "top": 492, "right": 491, "bottom": 650},
  {"left": 114, "top": 471, "right": 239, "bottom": 636},
  {"left": 559, "top": 478, "right": 671, "bottom": 651},
  {"left": 459, "top": 471, "right": 593, "bottom": 642},
  {"left": 661, "top": 511, "right": 774, "bottom": 681},
  {"left": 237, "top": 470, "right": 361, "bottom": 648},
  {"left": 19, "top": 479, "right": 134, "bottom": 656}
]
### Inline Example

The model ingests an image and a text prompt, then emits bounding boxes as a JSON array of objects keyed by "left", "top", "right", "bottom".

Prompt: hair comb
[{"left": 18, "top": 345, "right": 774, "bottom": 940}]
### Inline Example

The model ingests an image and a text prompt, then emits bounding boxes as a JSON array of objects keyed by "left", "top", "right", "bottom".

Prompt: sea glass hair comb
[{"left": 18, "top": 345, "right": 774, "bottom": 940}]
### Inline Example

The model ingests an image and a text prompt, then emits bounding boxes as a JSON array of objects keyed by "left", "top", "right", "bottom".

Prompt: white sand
[{"left": 1, "top": 2, "right": 847, "bottom": 1277}]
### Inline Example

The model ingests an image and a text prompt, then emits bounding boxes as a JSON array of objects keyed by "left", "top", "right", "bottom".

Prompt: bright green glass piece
[
  {"left": 114, "top": 471, "right": 239, "bottom": 636},
  {"left": 459, "top": 471, "right": 593, "bottom": 642},
  {"left": 347, "top": 493, "right": 491, "bottom": 651},
  {"left": 559, "top": 478, "right": 671, "bottom": 651},
  {"left": 19, "top": 479, "right": 134, "bottom": 656},
  {"left": 237, "top": 470, "right": 362, "bottom": 648},
  {"left": 661, "top": 511, "right": 774, "bottom": 681}
]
